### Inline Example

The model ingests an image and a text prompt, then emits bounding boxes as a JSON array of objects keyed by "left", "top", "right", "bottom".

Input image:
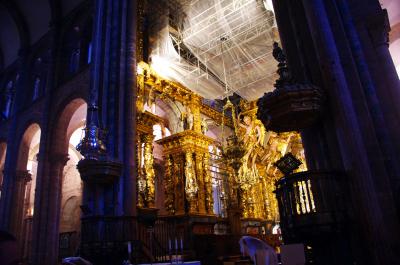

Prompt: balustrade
[
  {"left": 80, "top": 216, "right": 190, "bottom": 263},
  {"left": 275, "top": 171, "right": 348, "bottom": 241}
]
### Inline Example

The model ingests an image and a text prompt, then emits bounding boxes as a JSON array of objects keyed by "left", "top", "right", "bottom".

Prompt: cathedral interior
[{"left": 0, "top": 0, "right": 399, "bottom": 264}]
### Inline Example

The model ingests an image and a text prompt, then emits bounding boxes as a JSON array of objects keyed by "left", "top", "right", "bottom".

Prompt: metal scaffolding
[{"left": 150, "top": 0, "right": 278, "bottom": 100}]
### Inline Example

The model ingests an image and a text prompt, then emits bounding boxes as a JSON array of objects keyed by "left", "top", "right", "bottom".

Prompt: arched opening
[
  {"left": 16, "top": 123, "right": 41, "bottom": 261},
  {"left": 29, "top": 54, "right": 49, "bottom": 102},
  {"left": 60, "top": 15, "right": 93, "bottom": 82},
  {"left": 53, "top": 99, "right": 87, "bottom": 258},
  {"left": 148, "top": 99, "right": 182, "bottom": 213},
  {"left": 1, "top": 72, "right": 18, "bottom": 120},
  {"left": 0, "top": 142, "right": 7, "bottom": 198}
]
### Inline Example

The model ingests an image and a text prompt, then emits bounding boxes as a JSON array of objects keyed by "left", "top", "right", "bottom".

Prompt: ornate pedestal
[{"left": 156, "top": 130, "right": 215, "bottom": 216}]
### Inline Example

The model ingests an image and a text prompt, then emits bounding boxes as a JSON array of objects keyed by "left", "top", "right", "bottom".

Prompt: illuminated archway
[
  {"left": 54, "top": 99, "right": 87, "bottom": 258},
  {"left": 16, "top": 123, "right": 41, "bottom": 261}
]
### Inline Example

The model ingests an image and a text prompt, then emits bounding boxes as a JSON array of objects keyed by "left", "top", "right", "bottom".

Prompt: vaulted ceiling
[
  {"left": 0, "top": 0, "right": 84, "bottom": 69},
  {"left": 0, "top": 0, "right": 399, "bottom": 75}
]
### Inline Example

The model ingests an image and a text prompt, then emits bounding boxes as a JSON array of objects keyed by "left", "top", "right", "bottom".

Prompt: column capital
[
  {"left": 48, "top": 153, "right": 69, "bottom": 166},
  {"left": 141, "top": 133, "right": 154, "bottom": 143},
  {"left": 15, "top": 170, "right": 32, "bottom": 183}
]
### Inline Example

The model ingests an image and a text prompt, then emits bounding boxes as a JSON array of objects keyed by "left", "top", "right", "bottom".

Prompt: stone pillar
[
  {"left": 0, "top": 48, "right": 30, "bottom": 231},
  {"left": 82, "top": 0, "right": 138, "bottom": 218},
  {"left": 122, "top": 0, "right": 139, "bottom": 218},
  {"left": 30, "top": 153, "right": 69, "bottom": 265},
  {"left": 9, "top": 170, "right": 31, "bottom": 239},
  {"left": 302, "top": 1, "right": 399, "bottom": 263},
  {"left": 75, "top": 0, "right": 138, "bottom": 263},
  {"left": 271, "top": 0, "right": 400, "bottom": 263},
  {"left": 361, "top": 6, "right": 400, "bottom": 203},
  {"left": 29, "top": 17, "right": 63, "bottom": 265}
]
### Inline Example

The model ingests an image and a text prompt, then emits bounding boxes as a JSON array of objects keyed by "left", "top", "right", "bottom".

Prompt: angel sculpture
[{"left": 237, "top": 115, "right": 265, "bottom": 187}]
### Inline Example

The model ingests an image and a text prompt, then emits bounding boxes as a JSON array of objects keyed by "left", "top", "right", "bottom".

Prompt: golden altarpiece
[{"left": 135, "top": 61, "right": 307, "bottom": 238}]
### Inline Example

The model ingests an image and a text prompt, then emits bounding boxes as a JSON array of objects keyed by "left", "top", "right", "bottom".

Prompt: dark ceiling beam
[{"left": 0, "top": 0, "right": 31, "bottom": 48}]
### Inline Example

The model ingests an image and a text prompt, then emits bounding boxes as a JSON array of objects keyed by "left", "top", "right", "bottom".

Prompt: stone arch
[
  {"left": 51, "top": 97, "right": 87, "bottom": 155},
  {"left": 60, "top": 195, "right": 80, "bottom": 232},
  {"left": 49, "top": 97, "right": 87, "bottom": 258},
  {"left": 10, "top": 122, "right": 41, "bottom": 261},
  {"left": 16, "top": 123, "right": 41, "bottom": 171},
  {"left": 15, "top": 122, "right": 41, "bottom": 220},
  {"left": 155, "top": 97, "right": 185, "bottom": 134}
]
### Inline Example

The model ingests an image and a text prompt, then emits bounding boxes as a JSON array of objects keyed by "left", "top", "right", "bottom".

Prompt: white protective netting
[{"left": 149, "top": 0, "right": 278, "bottom": 101}]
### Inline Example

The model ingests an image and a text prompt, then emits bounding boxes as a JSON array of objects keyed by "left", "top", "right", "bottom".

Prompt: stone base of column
[{"left": 80, "top": 216, "right": 136, "bottom": 265}]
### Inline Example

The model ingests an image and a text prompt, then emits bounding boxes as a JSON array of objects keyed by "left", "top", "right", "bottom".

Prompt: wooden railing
[
  {"left": 275, "top": 171, "right": 348, "bottom": 241},
  {"left": 79, "top": 215, "right": 190, "bottom": 264}
]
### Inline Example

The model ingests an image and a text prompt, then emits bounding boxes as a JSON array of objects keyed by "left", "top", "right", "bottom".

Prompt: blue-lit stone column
[
  {"left": 270, "top": 0, "right": 400, "bottom": 264},
  {"left": 0, "top": 47, "right": 31, "bottom": 232},
  {"left": 29, "top": 19, "right": 67, "bottom": 265},
  {"left": 76, "top": 0, "right": 138, "bottom": 263}
]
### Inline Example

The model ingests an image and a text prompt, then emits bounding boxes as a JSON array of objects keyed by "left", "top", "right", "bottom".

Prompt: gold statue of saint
[
  {"left": 237, "top": 115, "right": 265, "bottom": 187},
  {"left": 164, "top": 157, "right": 175, "bottom": 214},
  {"left": 185, "top": 152, "right": 198, "bottom": 213},
  {"left": 144, "top": 139, "right": 156, "bottom": 207}
]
